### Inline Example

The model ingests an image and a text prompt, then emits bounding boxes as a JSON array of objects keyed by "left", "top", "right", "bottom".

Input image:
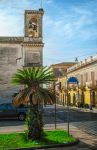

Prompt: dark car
[{"left": 0, "top": 103, "right": 29, "bottom": 121}]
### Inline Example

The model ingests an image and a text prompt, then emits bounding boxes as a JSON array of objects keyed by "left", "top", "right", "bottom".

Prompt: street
[
  {"left": 43, "top": 105, "right": 97, "bottom": 136},
  {"left": 0, "top": 105, "right": 97, "bottom": 136}
]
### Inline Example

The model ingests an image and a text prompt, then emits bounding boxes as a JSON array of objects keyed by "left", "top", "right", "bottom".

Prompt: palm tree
[{"left": 12, "top": 67, "right": 55, "bottom": 140}]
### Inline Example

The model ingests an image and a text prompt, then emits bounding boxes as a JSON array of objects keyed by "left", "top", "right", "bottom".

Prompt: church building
[{"left": 0, "top": 8, "right": 44, "bottom": 103}]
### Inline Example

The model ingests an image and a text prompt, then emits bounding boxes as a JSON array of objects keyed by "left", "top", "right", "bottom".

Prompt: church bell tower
[
  {"left": 23, "top": 8, "right": 44, "bottom": 67},
  {"left": 25, "top": 8, "right": 44, "bottom": 38}
]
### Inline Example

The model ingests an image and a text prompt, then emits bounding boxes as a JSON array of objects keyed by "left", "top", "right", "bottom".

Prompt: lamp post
[
  {"left": 67, "top": 82, "right": 70, "bottom": 136},
  {"left": 54, "top": 81, "right": 56, "bottom": 129},
  {"left": 53, "top": 81, "right": 61, "bottom": 129}
]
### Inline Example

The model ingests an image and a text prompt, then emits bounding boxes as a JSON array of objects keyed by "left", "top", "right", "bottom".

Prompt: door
[
  {"left": 91, "top": 91, "right": 95, "bottom": 107},
  {"left": 73, "top": 93, "right": 76, "bottom": 105}
]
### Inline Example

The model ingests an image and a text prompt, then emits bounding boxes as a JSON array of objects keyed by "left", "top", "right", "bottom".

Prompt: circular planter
[{"left": 9, "top": 138, "right": 79, "bottom": 150}]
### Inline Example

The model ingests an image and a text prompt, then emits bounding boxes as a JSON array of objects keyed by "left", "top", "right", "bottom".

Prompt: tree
[{"left": 12, "top": 67, "right": 55, "bottom": 140}]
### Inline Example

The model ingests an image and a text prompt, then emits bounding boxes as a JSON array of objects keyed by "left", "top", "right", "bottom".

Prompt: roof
[
  {"left": 67, "top": 54, "right": 97, "bottom": 73},
  {"left": 0, "top": 37, "right": 23, "bottom": 43},
  {"left": 49, "top": 62, "right": 77, "bottom": 77},
  {"left": 0, "top": 37, "right": 44, "bottom": 46},
  {"left": 49, "top": 62, "right": 77, "bottom": 68}
]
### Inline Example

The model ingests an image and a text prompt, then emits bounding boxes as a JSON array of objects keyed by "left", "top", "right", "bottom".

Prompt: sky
[{"left": 0, "top": 0, "right": 97, "bottom": 66}]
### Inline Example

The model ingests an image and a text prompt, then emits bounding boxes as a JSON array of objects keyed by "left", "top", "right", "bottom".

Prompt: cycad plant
[{"left": 12, "top": 67, "right": 55, "bottom": 140}]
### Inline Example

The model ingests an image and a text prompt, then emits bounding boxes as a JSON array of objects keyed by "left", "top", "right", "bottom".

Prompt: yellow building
[
  {"left": 58, "top": 55, "right": 97, "bottom": 108},
  {"left": 58, "top": 76, "right": 78, "bottom": 106},
  {"left": 57, "top": 76, "right": 67, "bottom": 105},
  {"left": 48, "top": 62, "right": 76, "bottom": 104}
]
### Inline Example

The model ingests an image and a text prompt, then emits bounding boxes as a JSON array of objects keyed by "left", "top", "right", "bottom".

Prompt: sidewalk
[
  {"left": 69, "top": 106, "right": 97, "bottom": 113},
  {"left": 44, "top": 124, "right": 97, "bottom": 150},
  {"left": 54, "top": 104, "right": 97, "bottom": 113}
]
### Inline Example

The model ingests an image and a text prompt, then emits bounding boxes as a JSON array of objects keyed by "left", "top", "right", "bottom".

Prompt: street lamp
[{"left": 54, "top": 81, "right": 61, "bottom": 129}]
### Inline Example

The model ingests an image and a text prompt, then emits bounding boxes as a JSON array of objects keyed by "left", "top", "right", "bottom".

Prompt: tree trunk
[{"left": 27, "top": 94, "right": 43, "bottom": 140}]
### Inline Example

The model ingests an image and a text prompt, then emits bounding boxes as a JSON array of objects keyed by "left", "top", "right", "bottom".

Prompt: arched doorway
[
  {"left": 73, "top": 93, "right": 76, "bottom": 105},
  {"left": 63, "top": 94, "right": 65, "bottom": 105},
  {"left": 68, "top": 93, "right": 71, "bottom": 105},
  {"left": 81, "top": 91, "right": 85, "bottom": 105},
  {"left": 91, "top": 91, "right": 95, "bottom": 107},
  {"left": 65, "top": 94, "right": 67, "bottom": 104}
]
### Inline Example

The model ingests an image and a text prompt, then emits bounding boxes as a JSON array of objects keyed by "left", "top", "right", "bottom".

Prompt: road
[
  {"left": 0, "top": 105, "right": 97, "bottom": 136},
  {"left": 43, "top": 105, "right": 97, "bottom": 136}
]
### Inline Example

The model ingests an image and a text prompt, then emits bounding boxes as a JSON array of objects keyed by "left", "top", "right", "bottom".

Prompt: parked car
[{"left": 0, "top": 103, "right": 29, "bottom": 121}]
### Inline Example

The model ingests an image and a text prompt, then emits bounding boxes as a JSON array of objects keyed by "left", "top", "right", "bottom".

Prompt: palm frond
[{"left": 12, "top": 66, "right": 55, "bottom": 106}]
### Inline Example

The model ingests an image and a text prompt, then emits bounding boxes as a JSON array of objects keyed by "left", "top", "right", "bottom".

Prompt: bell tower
[
  {"left": 25, "top": 9, "right": 44, "bottom": 38},
  {"left": 23, "top": 9, "right": 44, "bottom": 67}
]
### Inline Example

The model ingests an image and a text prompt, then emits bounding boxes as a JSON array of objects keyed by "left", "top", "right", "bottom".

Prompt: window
[
  {"left": 7, "top": 104, "right": 15, "bottom": 110},
  {"left": 91, "top": 72, "right": 95, "bottom": 85},
  {"left": 85, "top": 73, "right": 88, "bottom": 82},
  {"left": 81, "top": 75, "right": 83, "bottom": 86}
]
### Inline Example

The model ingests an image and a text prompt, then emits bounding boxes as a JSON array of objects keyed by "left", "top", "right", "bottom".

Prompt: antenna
[{"left": 40, "top": 0, "right": 42, "bottom": 8}]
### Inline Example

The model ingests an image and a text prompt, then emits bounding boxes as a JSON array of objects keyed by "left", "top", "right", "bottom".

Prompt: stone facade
[{"left": 0, "top": 9, "right": 44, "bottom": 103}]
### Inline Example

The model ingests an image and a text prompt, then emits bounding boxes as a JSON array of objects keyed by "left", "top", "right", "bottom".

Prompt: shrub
[
  {"left": 84, "top": 104, "right": 89, "bottom": 108},
  {"left": 79, "top": 103, "right": 84, "bottom": 108}
]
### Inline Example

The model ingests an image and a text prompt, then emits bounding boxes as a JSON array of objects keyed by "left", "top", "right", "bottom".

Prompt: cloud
[
  {"left": 0, "top": 0, "right": 97, "bottom": 66},
  {"left": 43, "top": 3, "right": 97, "bottom": 65},
  {"left": 45, "top": 0, "right": 54, "bottom": 4},
  {"left": 44, "top": 4, "right": 97, "bottom": 43},
  {"left": 0, "top": 11, "right": 23, "bottom": 36}
]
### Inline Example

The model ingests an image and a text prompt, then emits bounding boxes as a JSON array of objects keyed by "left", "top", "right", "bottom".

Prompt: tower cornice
[
  {"left": 25, "top": 9, "right": 44, "bottom": 15},
  {"left": 22, "top": 42, "right": 44, "bottom": 47}
]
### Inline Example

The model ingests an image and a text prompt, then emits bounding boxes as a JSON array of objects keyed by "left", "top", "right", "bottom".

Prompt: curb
[
  {"left": 8, "top": 139, "right": 79, "bottom": 150},
  {"left": 69, "top": 107, "right": 97, "bottom": 113}
]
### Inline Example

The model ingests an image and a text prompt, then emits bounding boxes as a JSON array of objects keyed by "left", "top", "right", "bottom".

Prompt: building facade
[
  {"left": 49, "top": 62, "right": 76, "bottom": 78},
  {"left": 58, "top": 55, "right": 97, "bottom": 107},
  {"left": 0, "top": 9, "right": 44, "bottom": 103},
  {"left": 48, "top": 62, "right": 76, "bottom": 103}
]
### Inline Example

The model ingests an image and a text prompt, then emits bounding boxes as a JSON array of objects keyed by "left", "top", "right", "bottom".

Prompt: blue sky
[{"left": 0, "top": 0, "right": 97, "bottom": 66}]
